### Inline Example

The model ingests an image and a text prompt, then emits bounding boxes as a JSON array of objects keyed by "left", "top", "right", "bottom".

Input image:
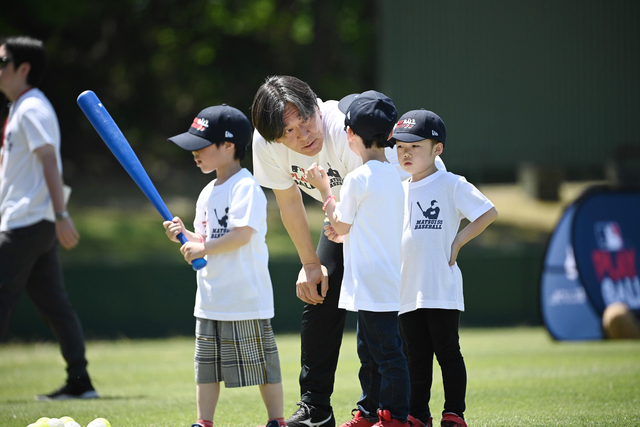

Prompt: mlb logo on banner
[{"left": 540, "top": 186, "right": 640, "bottom": 341}]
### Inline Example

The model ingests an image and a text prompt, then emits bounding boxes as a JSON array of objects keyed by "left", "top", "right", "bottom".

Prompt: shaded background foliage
[{"left": 1, "top": 0, "right": 376, "bottom": 186}]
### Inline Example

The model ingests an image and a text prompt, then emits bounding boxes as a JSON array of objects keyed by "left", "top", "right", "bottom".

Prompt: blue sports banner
[
  {"left": 540, "top": 203, "right": 603, "bottom": 340},
  {"left": 540, "top": 186, "right": 640, "bottom": 340},
  {"left": 572, "top": 188, "right": 640, "bottom": 318}
]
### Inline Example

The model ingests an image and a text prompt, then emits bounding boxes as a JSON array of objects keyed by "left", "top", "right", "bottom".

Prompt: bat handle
[{"left": 176, "top": 232, "right": 207, "bottom": 271}]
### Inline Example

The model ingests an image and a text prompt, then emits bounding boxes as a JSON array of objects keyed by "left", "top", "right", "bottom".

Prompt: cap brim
[
  {"left": 167, "top": 132, "right": 212, "bottom": 151},
  {"left": 392, "top": 132, "right": 428, "bottom": 143},
  {"left": 337, "top": 93, "right": 359, "bottom": 113}
]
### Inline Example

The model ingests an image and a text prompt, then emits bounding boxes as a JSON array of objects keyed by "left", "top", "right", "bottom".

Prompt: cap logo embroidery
[
  {"left": 191, "top": 117, "right": 209, "bottom": 132},
  {"left": 225, "top": 131, "right": 234, "bottom": 138},
  {"left": 432, "top": 130, "right": 439, "bottom": 136},
  {"left": 396, "top": 118, "right": 416, "bottom": 129}
]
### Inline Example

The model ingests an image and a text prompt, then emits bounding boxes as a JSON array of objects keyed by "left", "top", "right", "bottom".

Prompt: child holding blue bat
[{"left": 163, "top": 104, "right": 285, "bottom": 427}]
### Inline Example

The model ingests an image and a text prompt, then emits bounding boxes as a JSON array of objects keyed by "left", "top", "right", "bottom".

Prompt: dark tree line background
[{"left": 1, "top": 0, "right": 376, "bottom": 189}]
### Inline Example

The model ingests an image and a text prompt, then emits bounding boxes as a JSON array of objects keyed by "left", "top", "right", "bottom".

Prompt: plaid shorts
[{"left": 194, "top": 317, "right": 282, "bottom": 388}]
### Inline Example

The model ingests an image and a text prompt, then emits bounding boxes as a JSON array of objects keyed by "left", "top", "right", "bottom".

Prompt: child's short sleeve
[
  {"left": 194, "top": 182, "right": 212, "bottom": 237},
  {"left": 335, "top": 173, "right": 362, "bottom": 225},
  {"left": 227, "top": 178, "right": 267, "bottom": 233},
  {"left": 453, "top": 177, "right": 494, "bottom": 222}
]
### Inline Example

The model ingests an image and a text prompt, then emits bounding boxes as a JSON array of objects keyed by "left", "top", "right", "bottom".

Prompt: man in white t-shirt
[
  {"left": 0, "top": 36, "right": 97, "bottom": 401},
  {"left": 252, "top": 76, "right": 423, "bottom": 427}
]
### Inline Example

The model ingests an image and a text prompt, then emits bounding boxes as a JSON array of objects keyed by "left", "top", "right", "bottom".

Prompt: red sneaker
[
  {"left": 340, "top": 410, "right": 374, "bottom": 427},
  {"left": 407, "top": 415, "right": 432, "bottom": 427},
  {"left": 440, "top": 413, "right": 467, "bottom": 427},
  {"left": 372, "top": 409, "right": 410, "bottom": 427}
]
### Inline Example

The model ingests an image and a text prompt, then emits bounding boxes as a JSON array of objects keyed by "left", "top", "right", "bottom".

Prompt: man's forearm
[
  {"left": 37, "top": 145, "right": 65, "bottom": 212},
  {"left": 280, "top": 204, "right": 320, "bottom": 265},
  {"left": 274, "top": 185, "right": 320, "bottom": 266}
]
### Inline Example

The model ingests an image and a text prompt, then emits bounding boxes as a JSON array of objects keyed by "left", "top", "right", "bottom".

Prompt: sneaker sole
[{"left": 35, "top": 390, "right": 100, "bottom": 401}]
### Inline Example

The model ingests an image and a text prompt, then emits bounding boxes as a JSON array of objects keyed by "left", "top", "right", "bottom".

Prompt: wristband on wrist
[
  {"left": 322, "top": 195, "right": 336, "bottom": 212},
  {"left": 55, "top": 210, "right": 69, "bottom": 221}
]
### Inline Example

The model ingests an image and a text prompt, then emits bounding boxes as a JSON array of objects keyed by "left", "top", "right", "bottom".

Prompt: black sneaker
[
  {"left": 35, "top": 380, "right": 99, "bottom": 401},
  {"left": 286, "top": 402, "right": 335, "bottom": 427}
]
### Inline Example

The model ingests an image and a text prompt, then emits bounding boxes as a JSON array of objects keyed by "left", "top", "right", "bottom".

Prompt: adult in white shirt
[
  {"left": 251, "top": 76, "right": 426, "bottom": 427},
  {"left": 0, "top": 36, "right": 97, "bottom": 401}
]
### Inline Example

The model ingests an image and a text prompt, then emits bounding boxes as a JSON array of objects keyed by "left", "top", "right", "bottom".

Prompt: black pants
[
  {"left": 0, "top": 220, "right": 89, "bottom": 382},
  {"left": 299, "top": 228, "right": 346, "bottom": 409},
  {"left": 399, "top": 308, "right": 466, "bottom": 420}
]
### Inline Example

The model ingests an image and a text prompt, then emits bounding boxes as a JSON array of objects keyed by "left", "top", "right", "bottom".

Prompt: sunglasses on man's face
[{"left": 0, "top": 56, "right": 15, "bottom": 69}]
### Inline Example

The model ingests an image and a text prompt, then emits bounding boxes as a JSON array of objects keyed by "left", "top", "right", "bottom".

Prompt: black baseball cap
[
  {"left": 168, "top": 104, "right": 252, "bottom": 151},
  {"left": 393, "top": 109, "right": 446, "bottom": 145},
  {"left": 338, "top": 90, "right": 398, "bottom": 146}
]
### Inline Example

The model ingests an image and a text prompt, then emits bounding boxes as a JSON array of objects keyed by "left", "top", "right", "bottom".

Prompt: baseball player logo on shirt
[
  {"left": 211, "top": 207, "right": 229, "bottom": 239},
  {"left": 414, "top": 200, "right": 443, "bottom": 229},
  {"left": 291, "top": 163, "right": 343, "bottom": 190},
  {"left": 325, "top": 163, "right": 343, "bottom": 188}
]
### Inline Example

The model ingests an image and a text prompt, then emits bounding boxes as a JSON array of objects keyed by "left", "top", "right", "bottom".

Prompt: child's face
[
  {"left": 192, "top": 142, "right": 227, "bottom": 174},
  {"left": 396, "top": 138, "right": 442, "bottom": 181}
]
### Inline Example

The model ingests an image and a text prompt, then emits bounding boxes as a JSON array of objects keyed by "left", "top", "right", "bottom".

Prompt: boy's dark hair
[
  {"left": 219, "top": 140, "right": 247, "bottom": 161},
  {"left": 251, "top": 75, "right": 318, "bottom": 142},
  {"left": 234, "top": 143, "right": 247, "bottom": 161},
  {"left": 359, "top": 136, "right": 390, "bottom": 150},
  {"left": 1, "top": 36, "right": 47, "bottom": 87}
]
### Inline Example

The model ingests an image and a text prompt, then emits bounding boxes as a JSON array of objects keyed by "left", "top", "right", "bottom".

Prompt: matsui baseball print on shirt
[{"left": 401, "top": 170, "right": 494, "bottom": 313}]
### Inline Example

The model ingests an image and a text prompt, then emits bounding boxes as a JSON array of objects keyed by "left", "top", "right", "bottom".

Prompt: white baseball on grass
[
  {"left": 31, "top": 418, "right": 50, "bottom": 427},
  {"left": 64, "top": 422, "right": 82, "bottom": 427},
  {"left": 59, "top": 417, "right": 74, "bottom": 424},
  {"left": 87, "top": 418, "right": 111, "bottom": 427},
  {"left": 47, "top": 419, "right": 65, "bottom": 427}
]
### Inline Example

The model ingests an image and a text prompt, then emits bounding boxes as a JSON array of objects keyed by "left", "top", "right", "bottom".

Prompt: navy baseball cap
[
  {"left": 338, "top": 90, "right": 398, "bottom": 146},
  {"left": 168, "top": 104, "right": 252, "bottom": 151},
  {"left": 393, "top": 109, "right": 446, "bottom": 145}
]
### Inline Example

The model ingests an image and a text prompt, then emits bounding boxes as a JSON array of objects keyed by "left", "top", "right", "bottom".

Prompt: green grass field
[{"left": 2, "top": 328, "right": 639, "bottom": 427}]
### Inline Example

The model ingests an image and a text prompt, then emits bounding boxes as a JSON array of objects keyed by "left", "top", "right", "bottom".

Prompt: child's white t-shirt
[
  {"left": 192, "top": 168, "right": 274, "bottom": 321},
  {"left": 400, "top": 170, "right": 494, "bottom": 314},
  {"left": 252, "top": 98, "right": 410, "bottom": 202},
  {"left": 336, "top": 160, "right": 404, "bottom": 312}
]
